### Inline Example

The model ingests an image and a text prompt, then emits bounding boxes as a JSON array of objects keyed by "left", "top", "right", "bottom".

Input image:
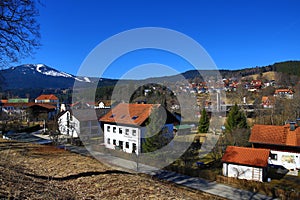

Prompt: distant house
[
  {"left": 261, "top": 96, "right": 275, "bottom": 108},
  {"left": 58, "top": 110, "right": 80, "bottom": 138},
  {"left": 27, "top": 103, "right": 57, "bottom": 121},
  {"left": 2, "top": 102, "right": 31, "bottom": 114},
  {"left": 94, "top": 100, "right": 113, "bottom": 109},
  {"left": 70, "top": 101, "right": 101, "bottom": 109},
  {"left": 274, "top": 89, "right": 294, "bottom": 99},
  {"left": 99, "top": 103, "right": 178, "bottom": 154},
  {"left": 35, "top": 94, "right": 59, "bottom": 110},
  {"left": 249, "top": 123, "right": 300, "bottom": 171},
  {"left": 58, "top": 109, "right": 104, "bottom": 139},
  {"left": 222, "top": 146, "right": 270, "bottom": 182},
  {"left": 251, "top": 80, "right": 263, "bottom": 89}
]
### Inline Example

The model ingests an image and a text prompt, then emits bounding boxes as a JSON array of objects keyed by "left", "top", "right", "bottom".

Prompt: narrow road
[{"left": 64, "top": 144, "right": 277, "bottom": 200}]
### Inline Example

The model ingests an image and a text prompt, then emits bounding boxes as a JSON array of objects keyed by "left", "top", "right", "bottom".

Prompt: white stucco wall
[
  {"left": 104, "top": 124, "right": 140, "bottom": 154},
  {"left": 103, "top": 123, "right": 174, "bottom": 155},
  {"left": 223, "top": 163, "right": 264, "bottom": 182},
  {"left": 58, "top": 111, "right": 80, "bottom": 138},
  {"left": 269, "top": 150, "right": 300, "bottom": 170}
]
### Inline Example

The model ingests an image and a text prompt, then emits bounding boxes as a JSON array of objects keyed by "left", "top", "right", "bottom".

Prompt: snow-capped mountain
[
  {"left": 0, "top": 64, "right": 95, "bottom": 90},
  {"left": 11, "top": 64, "right": 91, "bottom": 82}
]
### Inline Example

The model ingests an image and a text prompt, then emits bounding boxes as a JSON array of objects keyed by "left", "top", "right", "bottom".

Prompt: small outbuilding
[{"left": 222, "top": 146, "right": 270, "bottom": 182}]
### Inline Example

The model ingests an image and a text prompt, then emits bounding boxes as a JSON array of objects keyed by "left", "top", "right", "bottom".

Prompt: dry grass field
[{"left": 0, "top": 138, "right": 223, "bottom": 199}]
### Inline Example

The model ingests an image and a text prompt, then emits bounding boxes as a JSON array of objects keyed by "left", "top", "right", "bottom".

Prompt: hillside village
[{"left": 1, "top": 63, "right": 300, "bottom": 199}]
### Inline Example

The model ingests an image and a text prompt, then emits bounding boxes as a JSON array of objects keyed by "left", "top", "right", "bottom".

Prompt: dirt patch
[{"left": 0, "top": 139, "right": 223, "bottom": 199}]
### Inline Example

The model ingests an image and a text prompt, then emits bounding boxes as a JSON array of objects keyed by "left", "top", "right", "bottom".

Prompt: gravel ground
[{"left": 0, "top": 139, "right": 224, "bottom": 199}]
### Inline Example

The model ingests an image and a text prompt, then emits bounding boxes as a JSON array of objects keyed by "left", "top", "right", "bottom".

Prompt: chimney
[{"left": 290, "top": 122, "right": 296, "bottom": 131}]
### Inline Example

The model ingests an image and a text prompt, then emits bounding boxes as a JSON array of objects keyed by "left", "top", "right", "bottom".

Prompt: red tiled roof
[
  {"left": 222, "top": 146, "right": 270, "bottom": 167},
  {"left": 28, "top": 103, "right": 57, "bottom": 110},
  {"left": 99, "top": 103, "right": 160, "bottom": 126},
  {"left": 249, "top": 124, "right": 300, "bottom": 147},
  {"left": 3, "top": 102, "right": 56, "bottom": 109},
  {"left": 3, "top": 102, "right": 35, "bottom": 107},
  {"left": 274, "top": 89, "right": 294, "bottom": 94},
  {"left": 261, "top": 96, "right": 268, "bottom": 102},
  {"left": 36, "top": 94, "right": 58, "bottom": 100}
]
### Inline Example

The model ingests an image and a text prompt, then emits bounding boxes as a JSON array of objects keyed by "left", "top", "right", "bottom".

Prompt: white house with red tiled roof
[
  {"left": 35, "top": 94, "right": 59, "bottom": 103},
  {"left": 273, "top": 89, "right": 294, "bottom": 99},
  {"left": 35, "top": 94, "right": 59, "bottom": 110},
  {"left": 249, "top": 123, "right": 300, "bottom": 172},
  {"left": 99, "top": 103, "right": 178, "bottom": 155},
  {"left": 261, "top": 96, "right": 275, "bottom": 108},
  {"left": 222, "top": 146, "right": 270, "bottom": 182}
]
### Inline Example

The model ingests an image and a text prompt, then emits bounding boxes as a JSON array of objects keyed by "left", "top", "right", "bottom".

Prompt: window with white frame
[
  {"left": 107, "top": 125, "right": 110, "bottom": 132},
  {"left": 125, "top": 128, "right": 129, "bottom": 135},
  {"left": 113, "top": 126, "right": 116, "bottom": 133},
  {"left": 119, "top": 128, "right": 123, "bottom": 134}
]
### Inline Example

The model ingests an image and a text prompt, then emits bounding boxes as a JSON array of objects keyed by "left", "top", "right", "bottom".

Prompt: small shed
[{"left": 222, "top": 146, "right": 270, "bottom": 182}]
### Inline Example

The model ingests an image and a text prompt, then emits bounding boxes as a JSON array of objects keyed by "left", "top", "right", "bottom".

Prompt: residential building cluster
[{"left": 222, "top": 121, "right": 300, "bottom": 182}]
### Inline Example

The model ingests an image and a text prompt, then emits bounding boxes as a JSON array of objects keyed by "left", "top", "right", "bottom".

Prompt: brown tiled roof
[
  {"left": 222, "top": 146, "right": 270, "bottom": 167},
  {"left": 261, "top": 96, "right": 268, "bottom": 102},
  {"left": 36, "top": 94, "right": 58, "bottom": 100},
  {"left": 28, "top": 103, "right": 56, "bottom": 110},
  {"left": 249, "top": 124, "right": 300, "bottom": 147},
  {"left": 99, "top": 103, "right": 160, "bottom": 126},
  {"left": 274, "top": 89, "right": 294, "bottom": 94},
  {"left": 1, "top": 99, "right": 8, "bottom": 103},
  {"left": 3, "top": 102, "right": 56, "bottom": 110},
  {"left": 3, "top": 102, "right": 35, "bottom": 107}
]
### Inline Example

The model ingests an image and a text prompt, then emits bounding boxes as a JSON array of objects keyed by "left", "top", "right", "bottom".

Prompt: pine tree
[
  {"left": 142, "top": 107, "right": 165, "bottom": 153},
  {"left": 198, "top": 108, "right": 209, "bottom": 133},
  {"left": 225, "top": 103, "right": 248, "bottom": 133}
]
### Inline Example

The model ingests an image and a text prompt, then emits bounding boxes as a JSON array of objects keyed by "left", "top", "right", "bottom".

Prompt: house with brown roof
[
  {"left": 249, "top": 123, "right": 300, "bottom": 171},
  {"left": 27, "top": 103, "right": 57, "bottom": 121},
  {"left": 222, "top": 146, "right": 270, "bottom": 182},
  {"left": 261, "top": 96, "right": 275, "bottom": 108},
  {"left": 274, "top": 89, "right": 294, "bottom": 99},
  {"left": 99, "top": 103, "right": 178, "bottom": 154},
  {"left": 35, "top": 94, "right": 59, "bottom": 110}
]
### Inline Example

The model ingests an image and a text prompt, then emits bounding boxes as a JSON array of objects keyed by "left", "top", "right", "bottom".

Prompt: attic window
[
  {"left": 132, "top": 116, "right": 139, "bottom": 120},
  {"left": 110, "top": 114, "right": 116, "bottom": 118}
]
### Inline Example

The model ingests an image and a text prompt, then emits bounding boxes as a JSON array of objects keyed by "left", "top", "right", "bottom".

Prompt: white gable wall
[
  {"left": 104, "top": 124, "right": 141, "bottom": 154},
  {"left": 223, "top": 163, "right": 264, "bottom": 182},
  {"left": 103, "top": 123, "right": 173, "bottom": 155},
  {"left": 58, "top": 111, "right": 80, "bottom": 138},
  {"left": 269, "top": 150, "right": 300, "bottom": 170}
]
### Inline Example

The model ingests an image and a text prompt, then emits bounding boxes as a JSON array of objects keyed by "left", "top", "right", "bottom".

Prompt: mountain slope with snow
[{"left": 0, "top": 64, "right": 98, "bottom": 90}]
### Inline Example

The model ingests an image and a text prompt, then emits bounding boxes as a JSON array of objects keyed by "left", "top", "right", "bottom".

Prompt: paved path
[{"left": 63, "top": 145, "right": 277, "bottom": 200}]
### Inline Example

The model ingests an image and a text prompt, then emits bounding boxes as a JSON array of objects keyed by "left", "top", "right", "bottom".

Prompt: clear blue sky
[{"left": 21, "top": 0, "right": 300, "bottom": 79}]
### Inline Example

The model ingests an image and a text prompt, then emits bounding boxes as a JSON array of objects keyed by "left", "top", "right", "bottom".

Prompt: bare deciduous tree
[{"left": 0, "top": 0, "right": 40, "bottom": 67}]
